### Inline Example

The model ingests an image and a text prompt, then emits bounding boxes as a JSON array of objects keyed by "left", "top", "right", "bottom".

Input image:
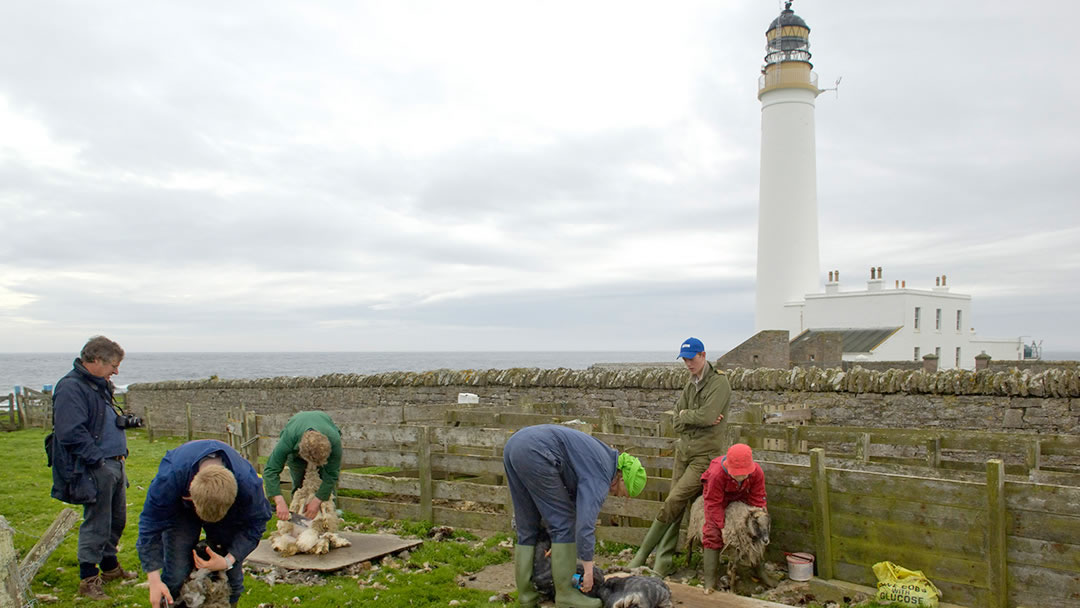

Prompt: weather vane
[{"left": 784, "top": 1, "right": 793, "bottom": 10}]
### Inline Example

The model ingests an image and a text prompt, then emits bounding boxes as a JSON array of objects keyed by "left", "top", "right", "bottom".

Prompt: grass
[
  {"left": 2, "top": 428, "right": 513, "bottom": 607},
  {"left": 4, "top": 428, "right": 905, "bottom": 608}
]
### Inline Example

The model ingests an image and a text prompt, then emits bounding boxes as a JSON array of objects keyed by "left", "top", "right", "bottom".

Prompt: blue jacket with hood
[
  {"left": 136, "top": 440, "right": 271, "bottom": 573},
  {"left": 48, "top": 359, "right": 121, "bottom": 504}
]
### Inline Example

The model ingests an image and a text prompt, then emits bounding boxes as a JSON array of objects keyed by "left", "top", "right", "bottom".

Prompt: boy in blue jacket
[{"left": 137, "top": 440, "right": 272, "bottom": 608}]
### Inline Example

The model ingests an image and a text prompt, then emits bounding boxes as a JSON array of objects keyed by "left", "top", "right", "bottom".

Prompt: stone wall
[{"left": 125, "top": 366, "right": 1080, "bottom": 436}]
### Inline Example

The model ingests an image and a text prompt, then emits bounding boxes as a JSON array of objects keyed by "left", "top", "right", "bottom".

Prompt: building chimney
[
  {"left": 901, "top": 280, "right": 906, "bottom": 288},
  {"left": 825, "top": 269, "right": 839, "bottom": 294},
  {"left": 974, "top": 351, "right": 991, "bottom": 371},
  {"left": 933, "top": 273, "right": 950, "bottom": 293},
  {"left": 867, "top": 264, "right": 883, "bottom": 291},
  {"left": 936, "top": 276, "right": 940, "bottom": 286},
  {"left": 895, "top": 280, "right": 899, "bottom": 288},
  {"left": 942, "top": 274, "right": 947, "bottom": 286}
]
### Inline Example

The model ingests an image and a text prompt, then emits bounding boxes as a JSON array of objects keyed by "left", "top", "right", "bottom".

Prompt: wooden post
[
  {"left": 0, "top": 515, "right": 22, "bottom": 608},
  {"left": 244, "top": 411, "right": 260, "bottom": 472},
  {"left": 13, "top": 394, "right": 24, "bottom": 430},
  {"left": 19, "top": 508, "right": 78, "bottom": 589},
  {"left": 854, "top": 432, "right": 871, "bottom": 463},
  {"left": 186, "top": 403, "right": 194, "bottom": 441},
  {"left": 786, "top": 425, "right": 800, "bottom": 454},
  {"left": 418, "top": 426, "right": 433, "bottom": 523},
  {"left": 727, "top": 424, "right": 743, "bottom": 448},
  {"left": 926, "top": 437, "right": 941, "bottom": 468},
  {"left": 987, "top": 459, "right": 1008, "bottom": 608},
  {"left": 659, "top": 412, "right": 674, "bottom": 438},
  {"left": 599, "top": 407, "right": 617, "bottom": 434},
  {"left": 810, "top": 448, "right": 834, "bottom": 580},
  {"left": 1025, "top": 439, "right": 1041, "bottom": 473},
  {"left": 747, "top": 404, "right": 765, "bottom": 450}
]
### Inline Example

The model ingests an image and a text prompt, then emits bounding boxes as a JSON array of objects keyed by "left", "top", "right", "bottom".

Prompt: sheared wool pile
[
  {"left": 179, "top": 568, "right": 230, "bottom": 608},
  {"left": 270, "top": 466, "right": 351, "bottom": 556}
]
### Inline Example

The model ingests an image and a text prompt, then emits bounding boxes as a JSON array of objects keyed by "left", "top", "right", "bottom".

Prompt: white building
[
  {"left": 788, "top": 270, "right": 1026, "bottom": 369},
  {"left": 752, "top": 4, "right": 1030, "bottom": 370}
]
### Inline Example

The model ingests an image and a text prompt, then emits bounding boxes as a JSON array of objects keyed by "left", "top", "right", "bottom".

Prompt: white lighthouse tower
[{"left": 755, "top": 2, "right": 821, "bottom": 335}]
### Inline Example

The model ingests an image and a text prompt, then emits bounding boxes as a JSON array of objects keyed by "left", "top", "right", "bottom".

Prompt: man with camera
[{"left": 49, "top": 335, "right": 139, "bottom": 600}]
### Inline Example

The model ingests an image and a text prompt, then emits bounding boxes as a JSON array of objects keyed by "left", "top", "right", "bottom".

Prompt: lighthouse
[{"left": 754, "top": 2, "right": 821, "bottom": 335}]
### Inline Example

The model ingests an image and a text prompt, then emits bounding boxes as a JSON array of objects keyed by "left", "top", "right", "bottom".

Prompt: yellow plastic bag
[{"left": 872, "top": 561, "right": 942, "bottom": 607}]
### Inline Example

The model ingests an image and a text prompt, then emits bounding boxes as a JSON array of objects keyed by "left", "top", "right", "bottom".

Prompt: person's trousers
[
  {"left": 78, "top": 458, "right": 126, "bottom": 566},
  {"left": 503, "top": 437, "right": 576, "bottom": 546},
  {"left": 656, "top": 452, "right": 711, "bottom": 523},
  {"left": 161, "top": 509, "right": 245, "bottom": 604}
]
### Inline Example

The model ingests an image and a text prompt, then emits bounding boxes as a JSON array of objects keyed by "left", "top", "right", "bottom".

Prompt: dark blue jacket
[
  {"left": 48, "top": 359, "right": 118, "bottom": 504},
  {"left": 136, "top": 440, "right": 272, "bottom": 573}
]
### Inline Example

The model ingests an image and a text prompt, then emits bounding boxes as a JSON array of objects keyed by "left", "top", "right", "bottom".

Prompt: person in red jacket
[{"left": 699, "top": 443, "right": 776, "bottom": 591}]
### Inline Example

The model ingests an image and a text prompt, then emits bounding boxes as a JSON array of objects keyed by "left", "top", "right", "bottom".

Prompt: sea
[{"left": 0, "top": 351, "right": 673, "bottom": 397}]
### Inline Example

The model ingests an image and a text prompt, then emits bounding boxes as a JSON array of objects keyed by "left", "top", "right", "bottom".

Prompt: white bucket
[{"left": 785, "top": 552, "right": 815, "bottom": 581}]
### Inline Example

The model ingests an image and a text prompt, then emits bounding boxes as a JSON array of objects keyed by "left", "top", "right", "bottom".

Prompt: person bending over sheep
[
  {"left": 504, "top": 424, "right": 647, "bottom": 608},
  {"left": 699, "top": 443, "right": 777, "bottom": 593},
  {"left": 263, "top": 411, "right": 343, "bottom": 521},
  {"left": 137, "top": 440, "right": 272, "bottom": 608}
]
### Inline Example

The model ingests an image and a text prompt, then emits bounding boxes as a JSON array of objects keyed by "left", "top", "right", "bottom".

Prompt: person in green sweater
[
  {"left": 263, "top": 411, "right": 343, "bottom": 521},
  {"left": 628, "top": 337, "right": 731, "bottom": 576}
]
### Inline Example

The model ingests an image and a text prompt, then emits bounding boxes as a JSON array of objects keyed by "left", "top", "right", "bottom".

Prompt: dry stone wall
[{"left": 124, "top": 365, "right": 1080, "bottom": 435}]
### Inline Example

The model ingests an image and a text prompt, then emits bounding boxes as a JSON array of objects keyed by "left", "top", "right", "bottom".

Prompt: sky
[{"left": 1, "top": 1, "right": 1078, "bottom": 354}]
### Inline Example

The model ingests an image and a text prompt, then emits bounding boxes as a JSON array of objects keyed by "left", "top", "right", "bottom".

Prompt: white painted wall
[
  {"left": 755, "top": 85, "right": 821, "bottom": 335},
  {"left": 802, "top": 282, "right": 1020, "bottom": 369}
]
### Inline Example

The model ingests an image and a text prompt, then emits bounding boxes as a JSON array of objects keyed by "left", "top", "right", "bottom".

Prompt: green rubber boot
[
  {"left": 703, "top": 548, "right": 720, "bottom": 593},
  {"left": 514, "top": 544, "right": 539, "bottom": 607},
  {"left": 628, "top": 519, "right": 672, "bottom": 568},
  {"left": 653, "top": 519, "right": 681, "bottom": 576},
  {"left": 550, "top": 543, "right": 601, "bottom": 608}
]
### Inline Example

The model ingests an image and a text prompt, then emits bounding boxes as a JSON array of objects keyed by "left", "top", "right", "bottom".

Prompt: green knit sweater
[{"left": 263, "top": 411, "right": 343, "bottom": 501}]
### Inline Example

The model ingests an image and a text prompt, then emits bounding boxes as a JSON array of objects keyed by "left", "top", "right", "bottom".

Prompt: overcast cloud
[{"left": 1, "top": 0, "right": 1077, "bottom": 353}]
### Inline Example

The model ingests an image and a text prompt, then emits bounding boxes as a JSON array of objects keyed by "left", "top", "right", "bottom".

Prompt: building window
[
  {"left": 914, "top": 346, "right": 921, "bottom": 361},
  {"left": 935, "top": 346, "right": 941, "bottom": 359},
  {"left": 935, "top": 308, "right": 942, "bottom": 330},
  {"left": 956, "top": 310, "right": 962, "bottom": 331},
  {"left": 914, "top": 307, "right": 921, "bottom": 330},
  {"left": 955, "top": 347, "right": 961, "bottom": 368}
]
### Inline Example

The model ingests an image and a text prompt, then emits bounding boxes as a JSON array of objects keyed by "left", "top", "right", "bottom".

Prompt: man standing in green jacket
[
  {"left": 628, "top": 337, "right": 730, "bottom": 575},
  {"left": 263, "top": 411, "right": 343, "bottom": 521}
]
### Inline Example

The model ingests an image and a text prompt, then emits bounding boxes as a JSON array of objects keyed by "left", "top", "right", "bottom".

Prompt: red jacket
[{"left": 699, "top": 456, "right": 767, "bottom": 549}]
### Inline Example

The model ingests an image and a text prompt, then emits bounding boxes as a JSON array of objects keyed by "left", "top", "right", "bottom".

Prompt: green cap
[{"left": 617, "top": 453, "right": 647, "bottom": 497}]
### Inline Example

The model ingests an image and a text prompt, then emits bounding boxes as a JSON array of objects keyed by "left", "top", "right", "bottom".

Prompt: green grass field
[{"left": 1, "top": 428, "right": 512, "bottom": 607}]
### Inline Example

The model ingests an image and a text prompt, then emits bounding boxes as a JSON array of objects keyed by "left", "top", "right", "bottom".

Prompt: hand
[
  {"left": 303, "top": 497, "right": 322, "bottom": 520},
  {"left": 712, "top": 413, "right": 724, "bottom": 425},
  {"left": 274, "top": 495, "right": 290, "bottom": 521},
  {"left": 580, "top": 561, "right": 595, "bottom": 593},
  {"left": 193, "top": 546, "right": 229, "bottom": 571},
  {"left": 147, "top": 571, "right": 173, "bottom": 607}
]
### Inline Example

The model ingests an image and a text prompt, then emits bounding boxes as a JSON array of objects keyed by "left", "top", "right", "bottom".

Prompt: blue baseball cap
[{"left": 677, "top": 337, "right": 705, "bottom": 359}]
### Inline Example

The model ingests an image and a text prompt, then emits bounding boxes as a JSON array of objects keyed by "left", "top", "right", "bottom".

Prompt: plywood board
[{"left": 246, "top": 532, "right": 422, "bottom": 572}]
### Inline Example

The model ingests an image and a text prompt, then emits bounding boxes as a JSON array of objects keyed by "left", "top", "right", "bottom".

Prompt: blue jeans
[
  {"left": 161, "top": 509, "right": 245, "bottom": 604},
  {"left": 78, "top": 458, "right": 126, "bottom": 566}
]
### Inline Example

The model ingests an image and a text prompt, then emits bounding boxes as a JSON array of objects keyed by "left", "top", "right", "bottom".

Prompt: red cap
[{"left": 725, "top": 443, "right": 755, "bottom": 476}]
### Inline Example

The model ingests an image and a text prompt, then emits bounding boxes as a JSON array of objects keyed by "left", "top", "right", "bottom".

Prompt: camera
[
  {"left": 195, "top": 540, "right": 227, "bottom": 561},
  {"left": 115, "top": 413, "right": 144, "bottom": 429}
]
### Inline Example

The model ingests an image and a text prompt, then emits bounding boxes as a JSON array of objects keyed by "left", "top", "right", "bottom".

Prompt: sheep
[
  {"left": 531, "top": 531, "right": 671, "bottom": 608},
  {"left": 593, "top": 574, "right": 673, "bottom": 608},
  {"left": 178, "top": 567, "right": 230, "bottom": 608},
  {"left": 686, "top": 495, "right": 773, "bottom": 592},
  {"left": 270, "top": 465, "right": 351, "bottom": 556}
]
